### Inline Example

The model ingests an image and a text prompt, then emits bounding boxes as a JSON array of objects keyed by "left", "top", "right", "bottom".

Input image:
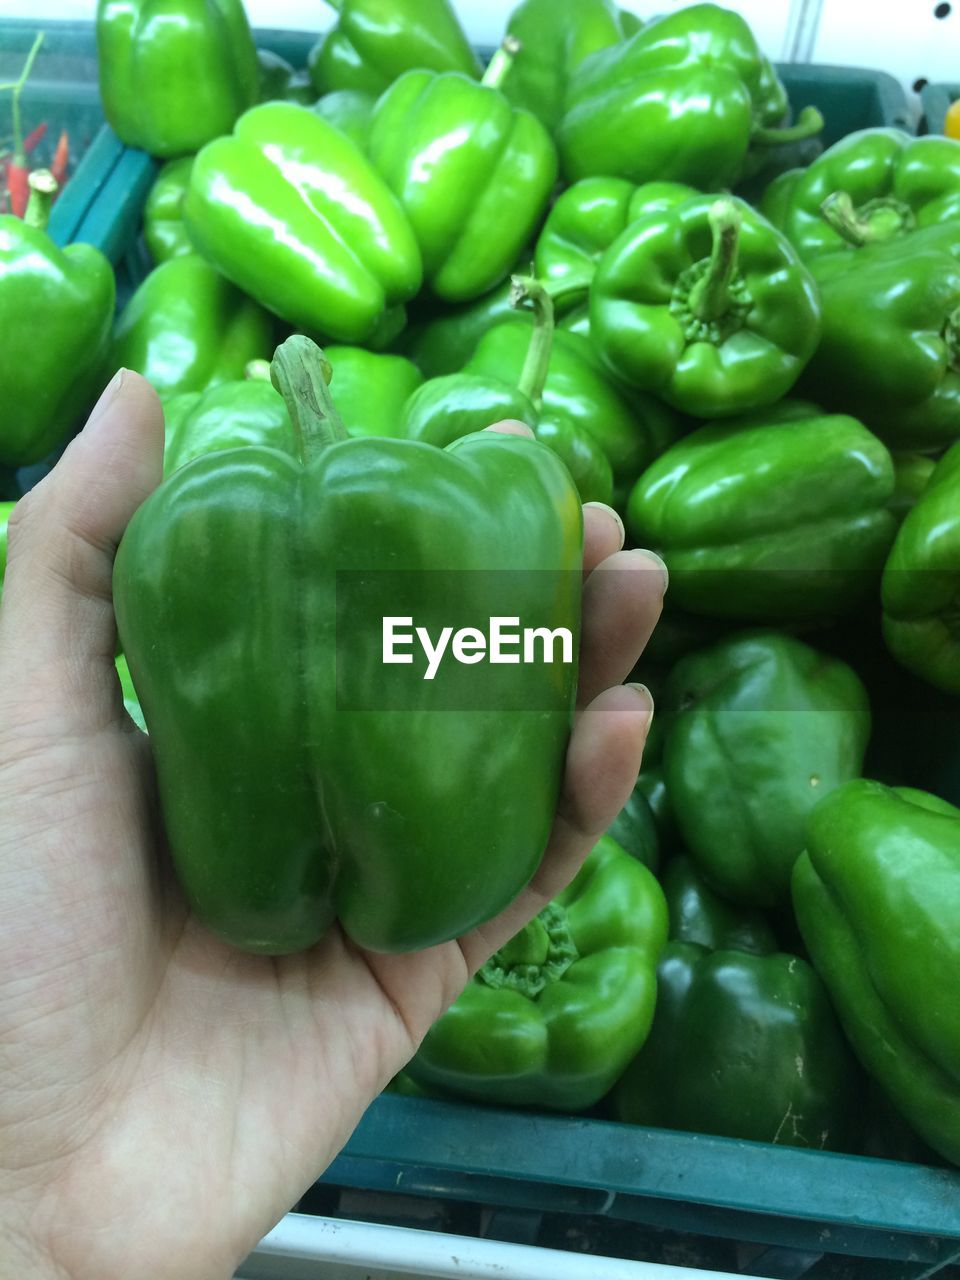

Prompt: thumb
[{"left": 0, "top": 370, "right": 164, "bottom": 732}]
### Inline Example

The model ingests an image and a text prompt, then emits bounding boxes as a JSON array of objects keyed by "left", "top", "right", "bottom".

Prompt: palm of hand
[{"left": 0, "top": 375, "right": 661, "bottom": 1280}]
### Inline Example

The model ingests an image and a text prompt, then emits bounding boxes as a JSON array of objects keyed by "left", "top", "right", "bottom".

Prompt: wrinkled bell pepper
[
  {"left": 793, "top": 781, "right": 960, "bottom": 1167},
  {"left": 307, "top": 0, "right": 480, "bottom": 97},
  {"left": 96, "top": 0, "right": 260, "bottom": 158},
  {"left": 662, "top": 632, "right": 871, "bottom": 908},
  {"left": 111, "top": 254, "right": 277, "bottom": 400},
  {"left": 367, "top": 42, "right": 557, "bottom": 303},
  {"left": 591, "top": 195, "right": 821, "bottom": 418},
  {"left": 114, "top": 338, "right": 583, "bottom": 955},
  {"left": 627, "top": 406, "right": 896, "bottom": 622},
  {"left": 407, "top": 836, "right": 668, "bottom": 1111}
]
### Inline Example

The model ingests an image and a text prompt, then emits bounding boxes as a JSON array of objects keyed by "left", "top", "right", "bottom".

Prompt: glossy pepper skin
[
  {"left": 184, "top": 102, "right": 422, "bottom": 344},
  {"left": 591, "top": 196, "right": 821, "bottom": 419},
  {"left": 660, "top": 855, "right": 777, "bottom": 955},
  {"left": 627, "top": 406, "right": 896, "bottom": 622},
  {"left": 114, "top": 338, "right": 583, "bottom": 955},
  {"left": 883, "top": 441, "right": 960, "bottom": 693},
  {"left": 0, "top": 202, "right": 115, "bottom": 467},
  {"left": 559, "top": 5, "right": 818, "bottom": 189},
  {"left": 535, "top": 179, "right": 696, "bottom": 316},
  {"left": 801, "top": 224, "right": 960, "bottom": 452},
  {"left": 613, "top": 940, "right": 863, "bottom": 1152},
  {"left": 407, "top": 836, "right": 668, "bottom": 1111},
  {"left": 402, "top": 274, "right": 526, "bottom": 379},
  {"left": 307, "top": 0, "right": 480, "bottom": 98},
  {"left": 499, "top": 0, "right": 639, "bottom": 134},
  {"left": 111, "top": 255, "right": 277, "bottom": 400},
  {"left": 367, "top": 47, "right": 558, "bottom": 303},
  {"left": 325, "top": 346, "right": 423, "bottom": 438},
  {"left": 793, "top": 781, "right": 960, "bottom": 1167},
  {"left": 312, "top": 89, "right": 376, "bottom": 149},
  {"left": 662, "top": 632, "right": 871, "bottom": 908},
  {"left": 143, "top": 158, "right": 194, "bottom": 265},
  {"left": 162, "top": 377, "right": 294, "bottom": 478},
  {"left": 96, "top": 0, "right": 260, "bottom": 158},
  {"left": 781, "top": 129, "right": 960, "bottom": 261}
]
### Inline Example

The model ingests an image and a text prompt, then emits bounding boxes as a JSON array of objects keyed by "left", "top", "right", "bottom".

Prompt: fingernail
[
  {"left": 626, "top": 682, "right": 655, "bottom": 723},
  {"left": 584, "top": 501, "right": 625, "bottom": 550},
  {"left": 85, "top": 369, "right": 125, "bottom": 431},
  {"left": 631, "top": 547, "right": 669, "bottom": 594}
]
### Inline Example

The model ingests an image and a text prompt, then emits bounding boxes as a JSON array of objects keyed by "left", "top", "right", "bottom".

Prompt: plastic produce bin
[{"left": 921, "top": 82, "right": 959, "bottom": 133}]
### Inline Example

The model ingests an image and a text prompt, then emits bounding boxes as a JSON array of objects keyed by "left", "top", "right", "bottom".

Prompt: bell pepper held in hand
[
  {"left": 307, "top": 0, "right": 480, "bottom": 98},
  {"left": 367, "top": 40, "right": 558, "bottom": 303},
  {"left": 661, "top": 631, "right": 871, "bottom": 908},
  {"left": 184, "top": 102, "right": 422, "bottom": 344},
  {"left": 613, "top": 940, "right": 864, "bottom": 1151},
  {"left": 407, "top": 836, "right": 668, "bottom": 1111},
  {"left": 591, "top": 195, "right": 821, "bottom": 418},
  {"left": 0, "top": 170, "right": 115, "bottom": 467},
  {"left": 111, "top": 254, "right": 277, "bottom": 400},
  {"left": 96, "top": 0, "right": 261, "bottom": 158},
  {"left": 793, "top": 781, "right": 960, "bottom": 1167},
  {"left": 114, "top": 336, "right": 583, "bottom": 955},
  {"left": 882, "top": 440, "right": 960, "bottom": 694}
]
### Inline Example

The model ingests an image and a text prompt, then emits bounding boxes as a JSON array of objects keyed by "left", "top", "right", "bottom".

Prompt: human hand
[{"left": 0, "top": 372, "right": 664, "bottom": 1280}]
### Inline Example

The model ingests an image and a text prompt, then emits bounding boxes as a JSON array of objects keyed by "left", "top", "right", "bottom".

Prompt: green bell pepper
[
  {"left": 312, "top": 89, "right": 376, "bottom": 149},
  {"left": 114, "top": 337, "right": 583, "bottom": 955},
  {"left": 307, "top": 0, "right": 480, "bottom": 97},
  {"left": 0, "top": 173, "right": 115, "bottom": 467},
  {"left": 757, "top": 166, "right": 804, "bottom": 229},
  {"left": 793, "top": 781, "right": 960, "bottom": 1167},
  {"left": 162, "top": 374, "right": 294, "bottom": 478},
  {"left": 499, "top": 0, "right": 639, "bottom": 134},
  {"left": 184, "top": 102, "right": 422, "bottom": 344},
  {"left": 406, "top": 836, "right": 668, "bottom": 1111},
  {"left": 96, "top": 0, "right": 260, "bottom": 158},
  {"left": 367, "top": 42, "right": 557, "bottom": 303},
  {"left": 0, "top": 499, "right": 15, "bottom": 585},
  {"left": 627, "top": 401, "right": 901, "bottom": 616},
  {"left": 613, "top": 940, "right": 863, "bottom": 1151},
  {"left": 889, "top": 452, "right": 936, "bottom": 523},
  {"left": 325, "top": 347, "right": 424, "bottom": 438},
  {"left": 662, "top": 632, "right": 871, "bottom": 908},
  {"left": 606, "top": 785, "right": 659, "bottom": 872},
  {"left": 534, "top": 179, "right": 697, "bottom": 316},
  {"left": 257, "top": 48, "right": 314, "bottom": 105},
  {"left": 111, "top": 254, "right": 277, "bottom": 400},
  {"left": 882, "top": 440, "right": 960, "bottom": 693},
  {"left": 800, "top": 223, "right": 960, "bottom": 452},
  {"left": 781, "top": 128, "right": 960, "bottom": 261},
  {"left": 660, "top": 855, "right": 777, "bottom": 955},
  {"left": 559, "top": 5, "right": 821, "bottom": 189},
  {"left": 402, "top": 274, "right": 528, "bottom": 378},
  {"left": 143, "top": 158, "right": 195, "bottom": 265},
  {"left": 627, "top": 406, "right": 896, "bottom": 622},
  {"left": 591, "top": 196, "right": 821, "bottom": 418}
]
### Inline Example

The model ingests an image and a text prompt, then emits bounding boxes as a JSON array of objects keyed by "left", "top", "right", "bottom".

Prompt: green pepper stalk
[
  {"left": 479, "top": 902, "right": 578, "bottom": 998},
  {"left": 269, "top": 335, "right": 349, "bottom": 462},
  {"left": 509, "top": 274, "right": 555, "bottom": 414},
  {"left": 820, "top": 190, "right": 918, "bottom": 248},
  {"left": 23, "top": 167, "right": 57, "bottom": 231},
  {"left": 0, "top": 32, "right": 44, "bottom": 164},
  {"left": 751, "top": 104, "right": 824, "bottom": 148},
  {"left": 674, "top": 198, "right": 753, "bottom": 345},
  {"left": 482, "top": 35, "right": 521, "bottom": 91}
]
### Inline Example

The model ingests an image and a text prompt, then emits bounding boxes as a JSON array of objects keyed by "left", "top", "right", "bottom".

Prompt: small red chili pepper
[
  {"left": 22, "top": 121, "right": 47, "bottom": 154},
  {"left": 49, "top": 129, "right": 69, "bottom": 189},
  {"left": 7, "top": 160, "right": 29, "bottom": 217}
]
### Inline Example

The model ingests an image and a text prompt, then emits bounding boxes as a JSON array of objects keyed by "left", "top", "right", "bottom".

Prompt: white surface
[{"left": 235, "top": 1213, "right": 780, "bottom": 1280}]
